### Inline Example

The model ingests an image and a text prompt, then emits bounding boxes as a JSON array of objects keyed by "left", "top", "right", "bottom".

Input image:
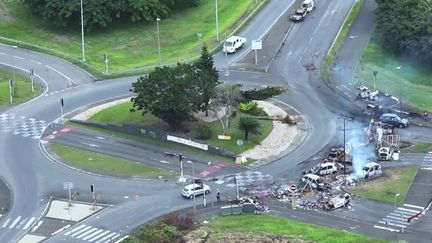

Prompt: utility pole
[
  {"left": 80, "top": 0, "right": 86, "bottom": 62},
  {"left": 215, "top": 0, "right": 219, "bottom": 41},
  {"left": 343, "top": 118, "right": 346, "bottom": 175},
  {"left": 156, "top": 17, "right": 161, "bottom": 65},
  {"left": 8, "top": 79, "right": 13, "bottom": 104}
]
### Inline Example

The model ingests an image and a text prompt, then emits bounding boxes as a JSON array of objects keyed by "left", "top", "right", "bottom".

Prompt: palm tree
[{"left": 238, "top": 117, "right": 261, "bottom": 141}]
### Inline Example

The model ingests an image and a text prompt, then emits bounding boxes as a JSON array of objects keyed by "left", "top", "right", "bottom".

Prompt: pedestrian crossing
[
  {"left": 420, "top": 151, "right": 432, "bottom": 170},
  {"left": 214, "top": 171, "right": 272, "bottom": 188},
  {"left": 0, "top": 113, "right": 48, "bottom": 139},
  {"left": 63, "top": 224, "right": 121, "bottom": 242},
  {"left": 1, "top": 216, "right": 36, "bottom": 230},
  {"left": 374, "top": 204, "right": 425, "bottom": 232}
]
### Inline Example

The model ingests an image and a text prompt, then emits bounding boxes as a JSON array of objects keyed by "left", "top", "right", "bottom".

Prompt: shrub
[
  {"left": 239, "top": 101, "right": 265, "bottom": 116},
  {"left": 241, "top": 86, "right": 284, "bottom": 102},
  {"left": 195, "top": 124, "right": 213, "bottom": 140},
  {"left": 282, "top": 115, "right": 297, "bottom": 126},
  {"left": 139, "top": 222, "right": 180, "bottom": 243}
]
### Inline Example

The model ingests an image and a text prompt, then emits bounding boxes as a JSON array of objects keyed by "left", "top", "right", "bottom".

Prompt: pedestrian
[
  {"left": 424, "top": 110, "right": 428, "bottom": 121},
  {"left": 216, "top": 190, "right": 221, "bottom": 203}
]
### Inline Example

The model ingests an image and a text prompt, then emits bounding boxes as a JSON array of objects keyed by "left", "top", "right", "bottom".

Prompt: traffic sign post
[
  {"left": 289, "top": 184, "right": 297, "bottom": 193},
  {"left": 63, "top": 182, "right": 74, "bottom": 208},
  {"left": 251, "top": 39, "right": 262, "bottom": 65}
]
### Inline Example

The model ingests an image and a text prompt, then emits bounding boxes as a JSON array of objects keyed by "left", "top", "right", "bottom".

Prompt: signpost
[
  {"left": 63, "top": 182, "right": 73, "bottom": 208},
  {"left": 251, "top": 39, "right": 262, "bottom": 65},
  {"left": 289, "top": 184, "right": 297, "bottom": 193}
]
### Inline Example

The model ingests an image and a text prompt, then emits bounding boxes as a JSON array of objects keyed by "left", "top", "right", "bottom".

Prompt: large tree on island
[
  {"left": 130, "top": 63, "right": 200, "bottom": 130},
  {"left": 194, "top": 44, "right": 220, "bottom": 116}
]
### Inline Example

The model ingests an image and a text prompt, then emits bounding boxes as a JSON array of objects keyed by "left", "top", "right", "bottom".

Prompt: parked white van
[
  {"left": 301, "top": 0, "right": 315, "bottom": 13},
  {"left": 223, "top": 36, "right": 247, "bottom": 54}
]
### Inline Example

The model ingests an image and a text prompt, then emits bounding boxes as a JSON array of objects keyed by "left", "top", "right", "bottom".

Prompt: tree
[
  {"left": 238, "top": 117, "right": 261, "bottom": 141},
  {"left": 209, "top": 84, "right": 241, "bottom": 135},
  {"left": 194, "top": 44, "right": 220, "bottom": 116},
  {"left": 130, "top": 63, "right": 200, "bottom": 130}
]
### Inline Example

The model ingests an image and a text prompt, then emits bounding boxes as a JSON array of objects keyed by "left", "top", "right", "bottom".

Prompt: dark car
[
  {"left": 290, "top": 8, "right": 307, "bottom": 22},
  {"left": 379, "top": 113, "right": 409, "bottom": 128}
]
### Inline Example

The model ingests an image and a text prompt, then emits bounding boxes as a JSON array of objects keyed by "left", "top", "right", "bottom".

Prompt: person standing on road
[
  {"left": 424, "top": 110, "right": 428, "bottom": 121},
  {"left": 216, "top": 189, "right": 221, "bottom": 203}
]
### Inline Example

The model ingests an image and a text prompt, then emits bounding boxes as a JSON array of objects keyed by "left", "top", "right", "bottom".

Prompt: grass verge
[
  {"left": 402, "top": 142, "right": 432, "bottom": 153},
  {"left": 0, "top": 0, "right": 265, "bottom": 76},
  {"left": 321, "top": 0, "right": 365, "bottom": 83},
  {"left": 350, "top": 167, "right": 417, "bottom": 205},
  {"left": 0, "top": 69, "right": 42, "bottom": 105},
  {"left": 205, "top": 214, "right": 388, "bottom": 243},
  {"left": 354, "top": 40, "right": 432, "bottom": 111},
  {"left": 88, "top": 101, "right": 273, "bottom": 155},
  {"left": 50, "top": 143, "right": 176, "bottom": 178}
]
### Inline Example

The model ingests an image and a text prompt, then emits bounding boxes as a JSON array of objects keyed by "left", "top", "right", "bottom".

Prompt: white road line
[
  {"left": 374, "top": 225, "right": 399, "bottom": 232},
  {"left": 64, "top": 224, "right": 87, "bottom": 236},
  {"left": 88, "top": 230, "right": 110, "bottom": 242},
  {"left": 76, "top": 227, "right": 98, "bottom": 239},
  {"left": 2, "top": 218, "right": 10, "bottom": 228},
  {"left": 83, "top": 229, "right": 104, "bottom": 241},
  {"left": 31, "top": 221, "right": 43, "bottom": 232},
  {"left": 95, "top": 232, "right": 118, "bottom": 243},
  {"left": 159, "top": 160, "right": 169, "bottom": 164},
  {"left": 16, "top": 217, "right": 28, "bottom": 228},
  {"left": 378, "top": 220, "right": 407, "bottom": 228},
  {"left": 52, "top": 225, "right": 71, "bottom": 236},
  {"left": 13, "top": 55, "right": 24, "bottom": 60},
  {"left": 403, "top": 204, "right": 424, "bottom": 210},
  {"left": 390, "top": 212, "right": 410, "bottom": 219},
  {"left": 102, "top": 233, "right": 120, "bottom": 243},
  {"left": 397, "top": 207, "right": 420, "bottom": 214},
  {"left": 385, "top": 216, "right": 409, "bottom": 224},
  {"left": 0, "top": 52, "right": 5, "bottom": 55},
  {"left": 30, "top": 60, "right": 42, "bottom": 65},
  {"left": 45, "top": 64, "right": 77, "bottom": 85},
  {"left": 71, "top": 225, "right": 92, "bottom": 237},
  {"left": 9, "top": 216, "right": 21, "bottom": 228}
]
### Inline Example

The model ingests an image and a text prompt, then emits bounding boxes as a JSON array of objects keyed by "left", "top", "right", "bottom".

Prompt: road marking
[
  {"left": 88, "top": 230, "right": 110, "bottom": 242},
  {"left": 45, "top": 64, "right": 77, "bottom": 85},
  {"left": 159, "top": 160, "right": 169, "bottom": 164},
  {"left": 71, "top": 225, "right": 92, "bottom": 237},
  {"left": 378, "top": 220, "right": 407, "bottom": 228},
  {"left": 13, "top": 55, "right": 24, "bottom": 60},
  {"left": 31, "top": 221, "right": 43, "bottom": 232},
  {"left": 0, "top": 52, "right": 5, "bottom": 55},
  {"left": 30, "top": 59, "right": 42, "bottom": 65},
  {"left": 385, "top": 216, "right": 409, "bottom": 224},
  {"left": 2, "top": 218, "right": 10, "bottom": 228},
  {"left": 9, "top": 216, "right": 21, "bottom": 228},
  {"left": 76, "top": 227, "right": 98, "bottom": 239},
  {"left": 95, "top": 232, "right": 118, "bottom": 243},
  {"left": 64, "top": 224, "right": 87, "bottom": 236},
  {"left": 96, "top": 136, "right": 105, "bottom": 140},
  {"left": 390, "top": 212, "right": 410, "bottom": 219},
  {"left": 82, "top": 229, "right": 104, "bottom": 241},
  {"left": 397, "top": 207, "right": 420, "bottom": 214},
  {"left": 51, "top": 225, "right": 71, "bottom": 235},
  {"left": 403, "top": 204, "right": 424, "bottom": 210},
  {"left": 373, "top": 225, "right": 399, "bottom": 232}
]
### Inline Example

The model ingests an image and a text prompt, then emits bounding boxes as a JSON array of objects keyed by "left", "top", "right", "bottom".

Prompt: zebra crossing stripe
[
  {"left": 88, "top": 230, "right": 110, "bottom": 242},
  {"left": 95, "top": 232, "right": 119, "bottom": 243},
  {"left": 76, "top": 227, "right": 98, "bottom": 239},
  {"left": 397, "top": 207, "right": 420, "bottom": 214},
  {"left": 64, "top": 224, "right": 87, "bottom": 236},
  {"left": 378, "top": 220, "right": 407, "bottom": 228},
  {"left": 2, "top": 218, "right": 10, "bottom": 228},
  {"left": 9, "top": 216, "right": 21, "bottom": 228},
  {"left": 385, "top": 215, "right": 409, "bottom": 224},
  {"left": 71, "top": 225, "right": 92, "bottom": 237},
  {"left": 390, "top": 212, "right": 410, "bottom": 219},
  {"left": 82, "top": 229, "right": 104, "bottom": 241},
  {"left": 374, "top": 225, "right": 399, "bottom": 232},
  {"left": 403, "top": 204, "right": 424, "bottom": 210},
  {"left": 23, "top": 217, "right": 36, "bottom": 230}
]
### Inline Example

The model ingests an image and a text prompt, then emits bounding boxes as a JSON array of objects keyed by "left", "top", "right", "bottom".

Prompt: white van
[
  {"left": 223, "top": 36, "right": 247, "bottom": 54},
  {"left": 301, "top": 0, "right": 315, "bottom": 13}
]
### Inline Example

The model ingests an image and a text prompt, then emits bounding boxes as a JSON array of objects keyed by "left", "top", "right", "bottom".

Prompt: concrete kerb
[{"left": 16, "top": 196, "right": 52, "bottom": 242}]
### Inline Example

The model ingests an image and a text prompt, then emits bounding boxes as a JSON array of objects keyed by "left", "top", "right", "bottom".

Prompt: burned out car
[
  {"left": 361, "top": 162, "right": 382, "bottom": 179},
  {"left": 290, "top": 8, "right": 307, "bottom": 22},
  {"left": 301, "top": 174, "right": 328, "bottom": 190},
  {"left": 325, "top": 193, "right": 351, "bottom": 210}
]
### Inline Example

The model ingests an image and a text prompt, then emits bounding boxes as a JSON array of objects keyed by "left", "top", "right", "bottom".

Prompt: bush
[
  {"left": 195, "top": 124, "right": 213, "bottom": 140},
  {"left": 282, "top": 115, "right": 297, "bottom": 126},
  {"left": 162, "top": 211, "right": 195, "bottom": 230},
  {"left": 139, "top": 222, "right": 180, "bottom": 243},
  {"left": 241, "top": 86, "right": 284, "bottom": 102},
  {"left": 239, "top": 101, "right": 265, "bottom": 116}
]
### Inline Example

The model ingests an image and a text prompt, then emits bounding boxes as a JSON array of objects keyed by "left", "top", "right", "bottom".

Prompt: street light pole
[
  {"left": 215, "top": 0, "right": 219, "bottom": 41},
  {"left": 373, "top": 71, "right": 378, "bottom": 90},
  {"left": 394, "top": 193, "right": 400, "bottom": 232},
  {"left": 187, "top": 160, "right": 196, "bottom": 220},
  {"left": 156, "top": 17, "right": 161, "bottom": 65},
  {"left": 343, "top": 118, "right": 346, "bottom": 175},
  {"left": 80, "top": 0, "right": 86, "bottom": 62}
]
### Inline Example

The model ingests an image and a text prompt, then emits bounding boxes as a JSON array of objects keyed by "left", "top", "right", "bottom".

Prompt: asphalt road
[{"left": 1, "top": 0, "right": 431, "bottom": 242}]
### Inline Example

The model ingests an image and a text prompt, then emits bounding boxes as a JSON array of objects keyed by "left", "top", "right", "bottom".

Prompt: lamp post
[
  {"left": 80, "top": 0, "right": 86, "bottom": 62},
  {"left": 224, "top": 33, "right": 229, "bottom": 82},
  {"left": 373, "top": 70, "right": 378, "bottom": 90},
  {"left": 156, "top": 17, "right": 161, "bottom": 65},
  {"left": 343, "top": 117, "right": 346, "bottom": 175},
  {"left": 187, "top": 160, "right": 196, "bottom": 219},
  {"left": 215, "top": 0, "right": 219, "bottom": 41},
  {"left": 178, "top": 153, "right": 186, "bottom": 182},
  {"left": 394, "top": 193, "right": 400, "bottom": 232}
]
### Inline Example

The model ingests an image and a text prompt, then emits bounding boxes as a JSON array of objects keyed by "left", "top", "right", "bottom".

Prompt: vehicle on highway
[
  {"left": 301, "top": 0, "right": 315, "bottom": 13},
  {"left": 379, "top": 113, "right": 409, "bottom": 128},
  {"left": 290, "top": 8, "right": 308, "bottom": 22},
  {"left": 223, "top": 36, "right": 247, "bottom": 54},
  {"left": 182, "top": 183, "right": 211, "bottom": 199}
]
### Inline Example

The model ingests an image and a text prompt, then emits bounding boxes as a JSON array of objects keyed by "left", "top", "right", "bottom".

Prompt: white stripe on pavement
[
  {"left": 23, "top": 217, "right": 36, "bottom": 230},
  {"left": 2, "top": 218, "right": 10, "bottom": 228},
  {"left": 397, "top": 207, "right": 420, "bottom": 214},
  {"left": 385, "top": 216, "right": 410, "bottom": 224},
  {"left": 403, "top": 204, "right": 424, "bottom": 210},
  {"left": 374, "top": 225, "right": 399, "bottom": 232},
  {"left": 88, "top": 230, "right": 110, "bottom": 242},
  {"left": 390, "top": 212, "right": 410, "bottom": 219},
  {"left": 379, "top": 220, "right": 407, "bottom": 228},
  {"left": 64, "top": 224, "right": 87, "bottom": 236},
  {"left": 9, "top": 216, "right": 21, "bottom": 228},
  {"left": 76, "top": 227, "right": 98, "bottom": 239},
  {"left": 82, "top": 229, "right": 104, "bottom": 241},
  {"left": 71, "top": 225, "right": 92, "bottom": 237},
  {"left": 95, "top": 232, "right": 118, "bottom": 243}
]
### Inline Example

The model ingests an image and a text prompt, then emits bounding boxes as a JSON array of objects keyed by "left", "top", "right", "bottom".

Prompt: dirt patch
[
  {"left": 183, "top": 227, "right": 312, "bottom": 243},
  {"left": 0, "top": 1, "right": 15, "bottom": 22}
]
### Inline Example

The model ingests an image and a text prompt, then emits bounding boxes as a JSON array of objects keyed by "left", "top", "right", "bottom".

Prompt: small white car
[
  {"left": 223, "top": 36, "right": 247, "bottom": 54},
  {"left": 362, "top": 162, "right": 382, "bottom": 179},
  {"left": 182, "top": 183, "right": 211, "bottom": 199},
  {"left": 301, "top": 173, "right": 325, "bottom": 190}
]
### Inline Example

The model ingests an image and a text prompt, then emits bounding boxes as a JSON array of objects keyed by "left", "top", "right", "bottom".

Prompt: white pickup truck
[{"left": 223, "top": 36, "right": 247, "bottom": 54}]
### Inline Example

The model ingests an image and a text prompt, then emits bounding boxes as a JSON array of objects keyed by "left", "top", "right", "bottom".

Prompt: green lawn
[
  {"left": 350, "top": 167, "right": 417, "bottom": 205},
  {"left": 0, "top": 70, "right": 42, "bottom": 105},
  {"left": 88, "top": 101, "right": 273, "bottom": 155},
  {"left": 355, "top": 40, "right": 432, "bottom": 111},
  {"left": 51, "top": 143, "right": 176, "bottom": 178},
  {"left": 402, "top": 142, "right": 432, "bottom": 153},
  {"left": 0, "top": 0, "right": 263, "bottom": 75},
  {"left": 208, "top": 215, "right": 388, "bottom": 243}
]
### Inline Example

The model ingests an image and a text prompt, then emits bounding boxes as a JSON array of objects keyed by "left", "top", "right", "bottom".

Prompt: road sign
[
  {"left": 63, "top": 182, "right": 73, "bottom": 190},
  {"left": 236, "top": 139, "right": 244, "bottom": 146},
  {"left": 289, "top": 184, "right": 297, "bottom": 193},
  {"left": 251, "top": 39, "right": 262, "bottom": 50}
]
